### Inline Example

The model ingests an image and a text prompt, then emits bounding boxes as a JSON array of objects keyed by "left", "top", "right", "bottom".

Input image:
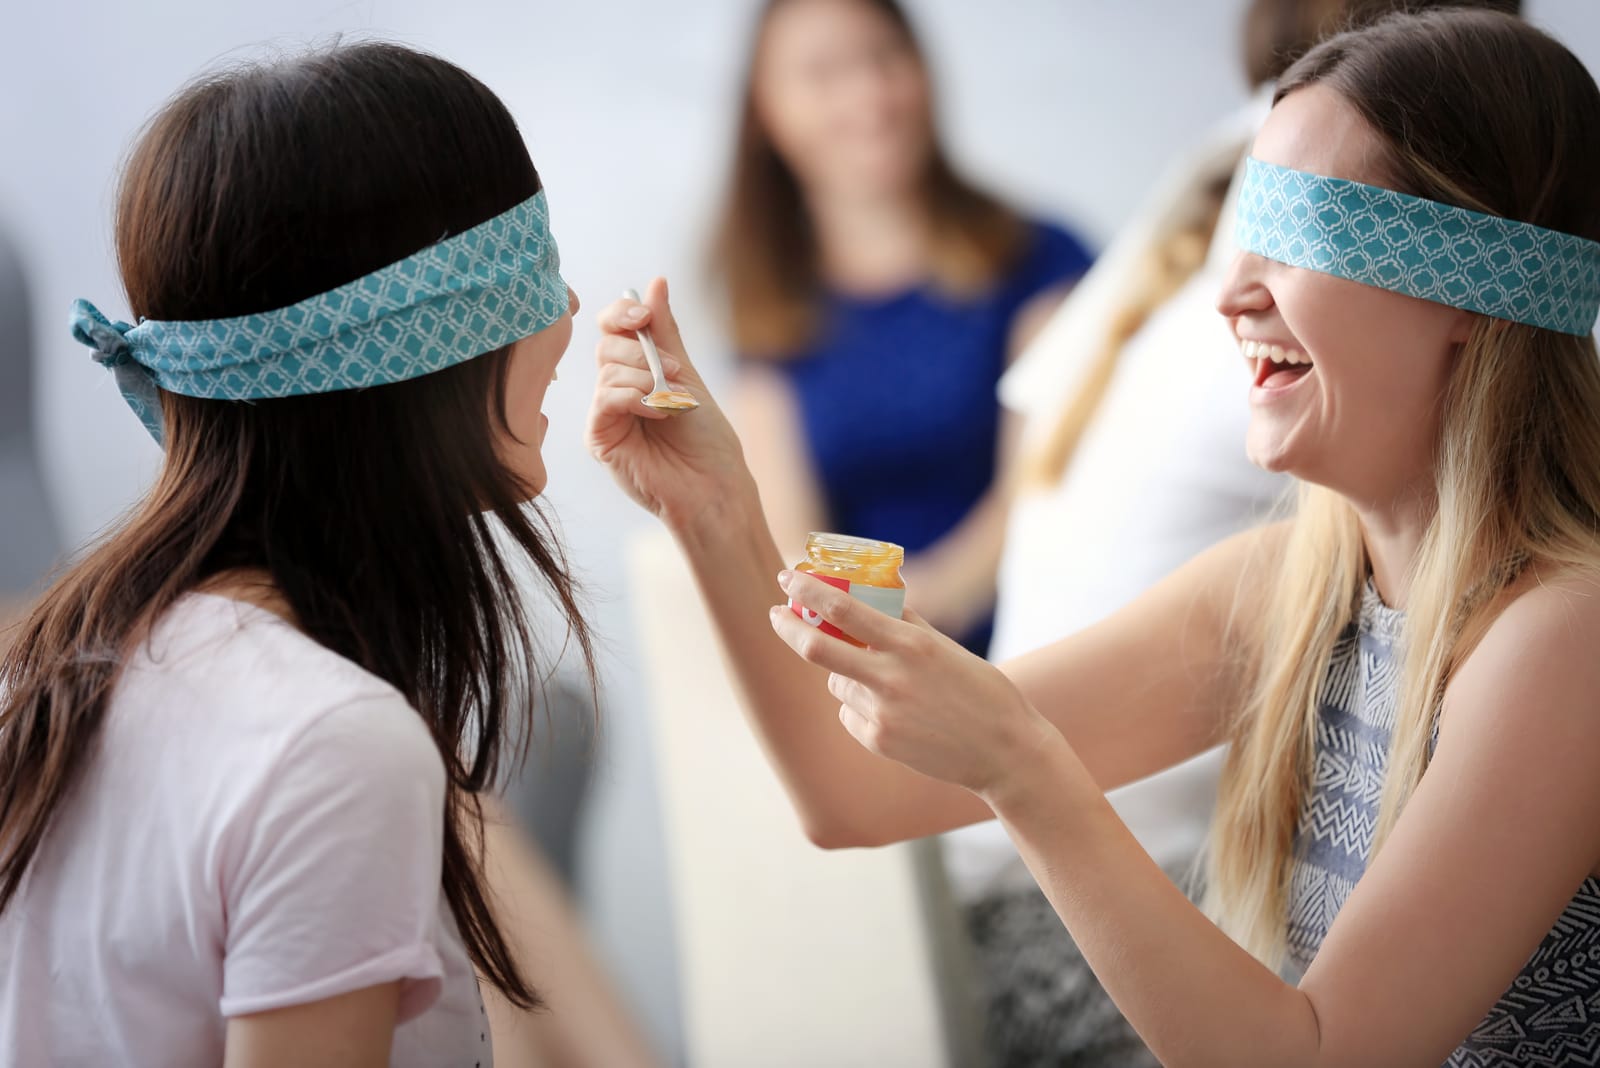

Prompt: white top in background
[
  {"left": 943, "top": 90, "right": 1286, "bottom": 903},
  {"left": 0, "top": 593, "right": 493, "bottom": 1067}
]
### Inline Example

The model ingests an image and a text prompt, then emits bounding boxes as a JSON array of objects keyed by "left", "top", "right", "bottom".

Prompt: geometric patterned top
[{"left": 1287, "top": 581, "right": 1600, "bottom": 1066}]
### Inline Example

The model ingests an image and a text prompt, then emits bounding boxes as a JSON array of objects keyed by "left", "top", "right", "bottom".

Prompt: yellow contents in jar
[{"left": 790, "top": 532, "right": 906, "bottom": 647}]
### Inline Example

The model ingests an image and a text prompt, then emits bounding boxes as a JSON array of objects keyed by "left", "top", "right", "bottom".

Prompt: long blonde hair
[{"left": 1205, "top": 9, "right": 1600, "bottom": 967}]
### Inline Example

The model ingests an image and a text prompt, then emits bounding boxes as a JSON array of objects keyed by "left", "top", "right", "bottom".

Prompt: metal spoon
[{"left": 624, "top": 287, "right": 699, "bottom": 414}]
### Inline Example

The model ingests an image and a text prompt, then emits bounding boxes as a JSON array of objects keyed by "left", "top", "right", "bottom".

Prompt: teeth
[{"left": 1240, "top": 339, "right": 1310, "bottom": 365}]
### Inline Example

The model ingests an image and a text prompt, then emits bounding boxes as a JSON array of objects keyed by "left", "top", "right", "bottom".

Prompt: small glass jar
[{"left": 789, "top": 532, "right": 907, "bottom": 647}]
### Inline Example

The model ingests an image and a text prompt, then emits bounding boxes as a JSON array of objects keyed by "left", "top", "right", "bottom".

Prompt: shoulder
[
  {"left": 1012, "top": 218, "right": 1094, "bottom": 287},
  {"left": 134, "top": 593, "right": 406, "bottom": 714},
  {"left": 1447, "top": 569, "right": 1600, "bottom": 729},
  {"left": 1119, "top": 520, "right": 1290, "bottom": 654},
  {"left": 123, "top": 593, "right": 441, "bottom": 796},
  {"left": 1440, "top": 569, "right": 1600, "bottom": 815}
]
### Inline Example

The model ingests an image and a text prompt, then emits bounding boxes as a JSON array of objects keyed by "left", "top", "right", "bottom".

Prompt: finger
[
  {"left": 597, "top": 362, "right": 658, "bottom": 395},
  {"left": 591, "top": 385, "right": 672, "bottom": 424},
  {"left": 642, "top": 277, "right": 701, "bottom": 382},
  {"left": 768, "top": 604, "right": 878, "bottom": 678},
  {"left": 826, "top": 670, "right": 874, "bottom": 712},
  {"left": 596, "top": 296, "right": 654, "bottom": 336},
  {"left": 777, "top": 569, "right": 906, "bottom": 650},
  {"left": 837, "top": 702, "right": 884, "bottom": 757},
  {"left": 595, "top": 335, "right": 685, "bottom": 379}
]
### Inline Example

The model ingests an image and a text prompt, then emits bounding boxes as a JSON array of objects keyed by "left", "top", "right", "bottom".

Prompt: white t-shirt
[
  {"left": 942, "top": 91, "right": 1287, "bottom": 903},
  {"left": 0, "top": 593, "right": 493, "bottom": 1067}
]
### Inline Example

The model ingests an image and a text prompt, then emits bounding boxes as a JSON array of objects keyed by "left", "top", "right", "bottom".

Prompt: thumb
[{"left": 644, "top": 276, "right": 697, "bottom": 377}]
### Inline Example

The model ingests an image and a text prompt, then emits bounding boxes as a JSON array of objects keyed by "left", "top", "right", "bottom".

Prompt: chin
[
  {"left": 510, "top": 462, "right": 547, "bottom": 503},
  {"left": 1245, "top": 433, "right": 1296, "bottom": 475}
]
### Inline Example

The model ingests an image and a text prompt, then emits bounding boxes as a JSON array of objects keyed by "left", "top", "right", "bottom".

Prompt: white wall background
[{"left": 4, "top": 2, "right": 1597, "bottom": 1061}]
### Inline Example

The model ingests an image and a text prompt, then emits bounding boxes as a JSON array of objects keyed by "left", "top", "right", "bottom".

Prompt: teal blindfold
[
  {"left": 1235, "top": 158, "right": 1600, "bottom": 337},
  {"left": 71, "top": 190, "right": 569, "bottom": 442}
]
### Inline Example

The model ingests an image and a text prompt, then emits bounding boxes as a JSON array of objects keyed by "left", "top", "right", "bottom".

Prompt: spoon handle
[{"left": 622, "top": 287, "right": 670, "bottom": 391}]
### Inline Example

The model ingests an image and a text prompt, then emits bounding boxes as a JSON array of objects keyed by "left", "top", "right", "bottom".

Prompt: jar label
[{"left": 788, "top": 573, "right": 907, "bottom": 643}]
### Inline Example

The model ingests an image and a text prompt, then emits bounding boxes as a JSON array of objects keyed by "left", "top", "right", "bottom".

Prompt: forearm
[
  {"left": 670, "top": 477, "right": 988, "bottom": 847},
  {"left": 989, "top": 734, "right": 1323, "bottom": 1068},
  {"left": 902, "top": 485, "right": 1011, "bottom": 637}
]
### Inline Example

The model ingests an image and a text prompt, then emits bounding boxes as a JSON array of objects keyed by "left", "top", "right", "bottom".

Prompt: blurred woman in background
[{"left": 710, "top": 0, "right": 1093, "bottom": 655}]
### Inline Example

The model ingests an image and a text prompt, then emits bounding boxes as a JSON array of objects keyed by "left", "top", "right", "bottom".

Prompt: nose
[{"left": 1215, "top": 251, "right": 1273, "bottom": 321}]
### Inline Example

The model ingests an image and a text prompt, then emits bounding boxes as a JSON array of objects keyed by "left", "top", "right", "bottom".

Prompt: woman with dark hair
[
  {"left": 0, "top": 43, "right": 625, "bottom": 1066},
  {"left": 710, "top": 0, "right": 1092, "bottom": 655},
  {"left": 596, "top": 8, "right": 1600, "bottom": 1064}
]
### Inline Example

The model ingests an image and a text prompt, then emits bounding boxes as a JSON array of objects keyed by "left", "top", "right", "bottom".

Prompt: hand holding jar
[
  {"left": 770, "top": 567, "right": 1060, "bottom": 801},
  {"left": 788, "top": 533, "right": 906, "bottom": 646}
]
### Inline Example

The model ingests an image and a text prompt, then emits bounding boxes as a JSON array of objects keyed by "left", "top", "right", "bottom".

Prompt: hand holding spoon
[{"left": 624, "top": 287, "right": 699, "bottom": 414}]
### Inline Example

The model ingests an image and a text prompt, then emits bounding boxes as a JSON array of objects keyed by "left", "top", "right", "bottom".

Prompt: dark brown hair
[
  {"left": 709, "top": 0, "right": 1026, "bottom": 358},
  {"left": 0, "top": 42, "right": 595, "bottom": 1008},
  {"left": 1242, "top": 0, "right": 1522, "bottom": 86}
]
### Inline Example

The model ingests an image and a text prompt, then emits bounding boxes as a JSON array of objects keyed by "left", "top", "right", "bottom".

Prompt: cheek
[
  {"left": 758, "top": 83, "right": 824, "bottom": 157},
  {"left": 1286, "top": 278, "right": 1454, "bottom": 399},
  {"left": 885, "top": 64, "right": 929, "bottom": 121}
]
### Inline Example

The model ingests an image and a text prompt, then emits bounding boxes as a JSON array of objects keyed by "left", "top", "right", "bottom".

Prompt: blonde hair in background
[
  {"left": 1020, "top": 176, "right": 1228, "bottom": 487},
  {"left": 1203, "top": 10, "right": 1600, "bottom": 967}
]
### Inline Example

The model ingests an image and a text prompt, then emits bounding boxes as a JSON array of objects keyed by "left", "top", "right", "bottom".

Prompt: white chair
[{"left": 626, "top": 528, "right": 983, "bottom": 1068}]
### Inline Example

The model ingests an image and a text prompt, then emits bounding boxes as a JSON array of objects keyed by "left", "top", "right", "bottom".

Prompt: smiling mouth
[{"left": 1241, "top": 338, "right": 1314, "bottom": 389}]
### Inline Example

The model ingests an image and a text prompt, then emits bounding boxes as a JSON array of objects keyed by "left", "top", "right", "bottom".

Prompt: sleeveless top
[{"left": 1287, "top": 581, "right": 1600, "bottom": 1066}]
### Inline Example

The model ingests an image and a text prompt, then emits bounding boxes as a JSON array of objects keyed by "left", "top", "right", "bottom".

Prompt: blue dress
[{"left": 769, "top": 221, "right": 1093, "bottom": 655}]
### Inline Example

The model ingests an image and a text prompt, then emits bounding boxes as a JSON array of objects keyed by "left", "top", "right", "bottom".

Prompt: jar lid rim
[{"left": 805, "top": 532, "right": 905, "bottom": 560}]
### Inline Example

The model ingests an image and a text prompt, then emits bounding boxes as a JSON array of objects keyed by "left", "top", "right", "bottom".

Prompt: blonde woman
[
  {"left": 590, "top": 8, "right": 1600, "bottom": 1064},
  {"left": 951, "top": 0, "right": 1520, "bottom": 1063}
]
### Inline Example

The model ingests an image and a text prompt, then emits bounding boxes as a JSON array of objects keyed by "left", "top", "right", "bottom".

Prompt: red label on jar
[{"left": 788, "top": 574, "right": 906, "bottom": 643}]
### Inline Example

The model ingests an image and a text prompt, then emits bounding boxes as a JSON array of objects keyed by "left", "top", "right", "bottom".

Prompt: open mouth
[{"left": 1241, "top": 338, "right": 1314, "bottom": 389}]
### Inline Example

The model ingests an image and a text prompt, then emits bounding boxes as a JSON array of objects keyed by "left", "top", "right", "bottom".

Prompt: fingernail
[
  {"left": 625, "top": 306, "right": 647, "bottom": 322},
  {"left": 776, "top": 570, "right": 793, "bottom": 591}
]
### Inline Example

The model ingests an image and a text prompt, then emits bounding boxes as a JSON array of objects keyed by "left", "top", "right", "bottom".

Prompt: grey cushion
[{"left": 0, "top": 221, "right": 63, "bottom": 594}]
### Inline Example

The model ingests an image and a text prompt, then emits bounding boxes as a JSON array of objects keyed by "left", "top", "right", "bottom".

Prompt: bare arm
[
  {"left": 731, "top": 276, "right": 1078, "bottom": 640},
  {"left": 781, "top": 561, "right": 1600, "bottom": 1066},
  {"left": 890, "top": 278, "right": 1071, "bottom": 635},
  {"left": 733, "top": 367, "right": 1018, "bottom": 636},
  {"left": 588, "top": 282, "right": 1255, "bottom": 847},
  {"left": 893, "top": 406, "right": 1022, "bottom": 638},
  {"left": 479, "top": 805, "right": 663, "bottom": 1068},
  {"left": 224, "top": 983, "right": 401, "bottom": 1068},
  {"left": 730, "top": 368, "right": 827, "bottom": 563}
]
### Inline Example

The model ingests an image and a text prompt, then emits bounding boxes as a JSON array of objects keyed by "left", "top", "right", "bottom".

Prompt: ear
[{"left": 1445, "top": 309, "right": 1476, "bottom": 346}]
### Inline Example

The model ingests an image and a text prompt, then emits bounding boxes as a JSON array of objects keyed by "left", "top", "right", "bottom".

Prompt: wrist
[
  {"left": 978, "top": 722, "right": 1093, "bottom": 822},
  {"left": 670, "top": 471, "right": 768, "bottom": 555}
]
